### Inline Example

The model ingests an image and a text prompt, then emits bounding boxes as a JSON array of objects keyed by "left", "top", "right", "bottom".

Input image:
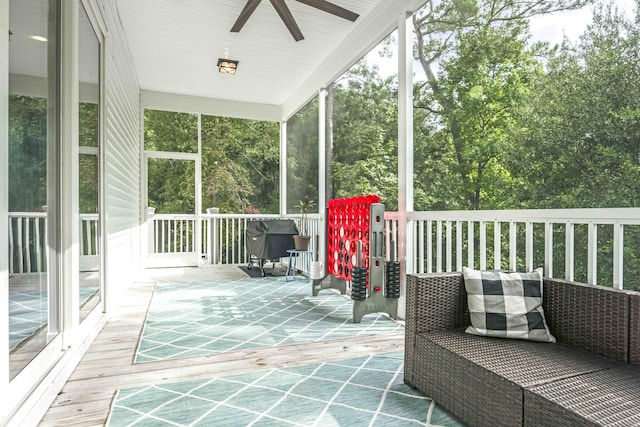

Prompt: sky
[
  {"left": 366, "top": 0, "right": 637, "bottom": 79},
  {"left": 529, "top": 0, "right": 636, "bottom": 45}
]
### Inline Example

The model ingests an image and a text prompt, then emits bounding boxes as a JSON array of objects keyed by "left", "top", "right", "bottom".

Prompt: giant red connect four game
[{"left": 327, "top": 195, "right": 381, "bottom": 281}]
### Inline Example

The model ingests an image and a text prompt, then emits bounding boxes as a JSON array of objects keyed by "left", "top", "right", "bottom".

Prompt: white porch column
[
  {"left": 397, "top": 11, "right": 414, "bottom": 319},
  {"left": 195, "top": 114, "right": 203, "bottom": 265},
  {"left": 279, "top": 121, "right": 287, "bottom": 215},
  {"left": 318, "top": 89, "right": 327, "bottom": 268}
]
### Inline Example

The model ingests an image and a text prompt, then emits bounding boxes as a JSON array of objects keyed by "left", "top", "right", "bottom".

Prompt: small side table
[{"left": 285, "top": 249, "right": 313, "bottom": 282}]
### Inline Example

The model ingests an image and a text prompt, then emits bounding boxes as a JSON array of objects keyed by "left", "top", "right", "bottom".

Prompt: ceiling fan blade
[
  {"left": 295, "top": 0, "right": 359, "bottom": 22},
  {"left": 231, "top": 0, "right": 263, "bottom": 33},
  {"left": 270, "top": 0, "right": 305, "bottom": 41}
]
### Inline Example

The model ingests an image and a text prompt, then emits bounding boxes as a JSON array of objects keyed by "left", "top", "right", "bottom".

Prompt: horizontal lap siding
[{"left": 103, "top": 0, "right": 141, "bottom": 305}]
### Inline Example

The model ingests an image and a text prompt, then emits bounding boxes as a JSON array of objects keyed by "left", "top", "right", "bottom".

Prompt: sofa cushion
[
  {"left": 463, "top": 267, "right": 555, "bottom": 342},
  {"left": 524, "top": 365, "right": 640, "bottom": 426}
]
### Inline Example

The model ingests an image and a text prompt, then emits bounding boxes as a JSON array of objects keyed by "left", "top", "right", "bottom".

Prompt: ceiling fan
[{"left": 231, "top": 0, "right": 359, "bottom": 42}]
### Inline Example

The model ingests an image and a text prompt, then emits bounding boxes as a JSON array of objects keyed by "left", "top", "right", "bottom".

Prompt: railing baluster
[
  {"left": 25, "top": 219, "right": 32, "bottom": 272},
  {"left": 509, "top": 221, "right": 517, "bottom": 271},
  {"left": 480, "top": 221, "right": 487, "bottom": 270},
  {"left": 179, "top": 220, "right": 182, "bottom": 252},
  {"left": 544, "top": 222, "right": 553, "bottom": 278},
  {"left": 456, "top": 220, "right": 463, "bottom": 271},
  {"left": 174, "top": 219, "right": 178, "bottom": 253},
  {"left": 155, "top": 219, "right": 160, "bottom": 253},
  {"left": 588, "top": 223, "right": 597, "bottom": 285},
  {"left": 613, "top": 222, "right": 624, "bottom": 289},
  {"left": 446, "top": 220, "right": 452, "bottom": 272},
  {"left": 418, "top": 220, "right": 425, "bottom": 273},
  {"left": 467, "top": 221, "right": 474, "bottom": 269},
  {"left": 525, "top": 221, "right": 533, "bottom": 272},
  {"left": 17, "top": 218, "right": 24, "bottom": 273},
  {"left": 436, "top": 220, "right": 443, "bottom": 273},
  {"left": 9, "top": 218, "right": 15, "bottom": 274},
  {"left": 236, "top": 218, "right": 242, "bottom": 264},
  {"left": 80, "top": 219, "right": 86, "bottom": 256},
  {"left": 35, "top": 218, "right": 42, "bottom": 272},
  {"left": 243, "top": 218, "right": 248, "bottom": 263},
  {"left": 494, "top": 220, "right": 501, "bottom": 270},
  {"left": 231, "top": 219, "right": 236, "bottom": 264},
  {"left": 426, "top": 220, "right": 433, "bottom": 273},
  {"left": 565, "top": 222, "right": 575, "bottom": 281},
  {"left": 225, "top": 218, "right": 230, "bottom": 264}
]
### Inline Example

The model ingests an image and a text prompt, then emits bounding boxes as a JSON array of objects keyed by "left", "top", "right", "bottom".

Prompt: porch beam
[{"left": 141, "top": 90, "right": 282, "bottom": 122}]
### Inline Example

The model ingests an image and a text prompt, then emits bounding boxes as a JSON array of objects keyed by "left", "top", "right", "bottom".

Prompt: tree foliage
[
  {"left": 330, "top": 63, "right": 399, "bottom": 210},
  {"left": 201, "top": 115, "right": 280, "bottom": 214}
]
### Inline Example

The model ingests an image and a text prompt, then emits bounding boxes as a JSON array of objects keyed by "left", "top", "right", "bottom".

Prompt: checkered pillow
[{"left": 462, "top": 267, "right": 555, "bottom": 343}]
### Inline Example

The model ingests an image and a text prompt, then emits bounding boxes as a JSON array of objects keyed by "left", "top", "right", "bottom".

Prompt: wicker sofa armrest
[
  {"left": 406, "top": 273, "right": 469, "bottom": 335},
  {"left": 405, "top": 273, "right": 469, "bottom": 387},
  {"left": 543, "top": 278, "right": 631, "bottom": 362}
]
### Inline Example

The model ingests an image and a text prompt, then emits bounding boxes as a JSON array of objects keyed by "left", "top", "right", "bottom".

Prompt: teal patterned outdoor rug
[
  {"left": 108, "top": 351, "right": 464, "bottom": 426},
  {"left": 136, "top": 276, "right": 404, "bottom": 363}
]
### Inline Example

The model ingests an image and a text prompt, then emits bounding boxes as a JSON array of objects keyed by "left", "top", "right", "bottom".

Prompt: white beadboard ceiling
[{"left": 116, "top": 0, "right": 426, "bottom": 118}]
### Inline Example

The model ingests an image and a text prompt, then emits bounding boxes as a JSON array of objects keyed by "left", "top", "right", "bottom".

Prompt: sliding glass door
[{"left": 8, "top": 0, "right": 59, "bottom": 379}]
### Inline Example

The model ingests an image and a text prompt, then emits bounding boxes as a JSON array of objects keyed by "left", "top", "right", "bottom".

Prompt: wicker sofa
[{"left": 404, "top": 272, "right": 640, "bottom": 427}]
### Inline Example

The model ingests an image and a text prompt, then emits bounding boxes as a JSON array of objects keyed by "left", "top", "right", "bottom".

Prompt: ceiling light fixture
[{"left": 217, "top": 58, "right": 239, "bottom": 75}]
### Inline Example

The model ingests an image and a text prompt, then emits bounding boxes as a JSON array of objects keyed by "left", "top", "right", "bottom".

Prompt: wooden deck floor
[{"left": 38, "top": 266, "right": 405, "bottom": 426}]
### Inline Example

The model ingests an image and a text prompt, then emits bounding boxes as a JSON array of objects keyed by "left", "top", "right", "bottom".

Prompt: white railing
[
  {"left": 203, "top": 213, "right": 322, "bottom": 265},
  {"left": 146, "top": 212, "right": 322, "bottom": 267},
  {"left": 9, "top": 212, "right": 47, "bottom": 274},
  {"left": 144, "top": 208, "right": 640, "bottom": 290},
  {"left": 14, "top": 208, "right": 639, "bottom": 290},
  {"left": 388, "top": 208, "right": 640, "bottom": 291},
  {"left": 9, "top": 212, "right": 99, "bottom": 274},
  {"left": 202, "top": 213, "right": 280, "bottom": 265},
  {"left": 148, "top": 214, "right": 198, "bottom": 254}
]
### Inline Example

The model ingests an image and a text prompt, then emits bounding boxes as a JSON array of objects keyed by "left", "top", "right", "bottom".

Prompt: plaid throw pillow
[{"left": 462, "top": 267, "right": 555, "bottom": 343}]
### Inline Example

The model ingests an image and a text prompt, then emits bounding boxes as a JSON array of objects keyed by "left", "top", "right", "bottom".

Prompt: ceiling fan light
[{"left": 217, "top": 58, "right": 239, "bottom": 74}]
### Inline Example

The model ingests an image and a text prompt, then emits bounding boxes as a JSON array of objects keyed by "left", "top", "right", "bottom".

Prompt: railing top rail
[
  {"left": 149, "top": 213, "right": 323, "bottom": 220},
  {"left": 200, "top": 213, "right": 283, "bottom": 220},
  {"left": 390, "top": 207, "right": 640, "bottom": 224},
  {"left": 9, "top": 212, "right": 100, "bottom": 218},
  {"left": 8, "top": 212, "right": 48, "bottom": 218},
  {"left": 148, "top": 214, "right": 200, "bottom": 220}
]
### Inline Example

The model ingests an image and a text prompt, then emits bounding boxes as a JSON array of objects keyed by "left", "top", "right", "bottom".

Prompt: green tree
[
  {"left": 201, "top": 116, "right": 280, "bottom": 214},
  {"left": 508, "top": 2, "right": 640, "bottom": 289},
  {"left": 144, "top": 110, "right": 198, "bottom": 213},
  {"left": 330, "top": 62, "right": 399, "bottom": 210},
  {"left": 511, "top": 1, "right": 640, "bottom": 209},
  {"left": 412, "top": 0, "right": 592, "bottom": 210},
  {"left": 287, "top": 97, "right": 319, "bottom": 213},
  {"left": 418, "top": 22, "right": 544, "bottom": 210},
  {"left": 8, "top": 95, "right": 48, "bottom": 212}
]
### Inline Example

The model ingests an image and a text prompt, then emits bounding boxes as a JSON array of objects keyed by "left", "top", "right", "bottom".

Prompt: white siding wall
[{"left": 102, "top": 0, "right": 142, "bottom": 308}]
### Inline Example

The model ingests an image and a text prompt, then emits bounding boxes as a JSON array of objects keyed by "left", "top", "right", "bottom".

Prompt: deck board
[{"left": 38, "top": 266, "right": 405, "bottom": 426}]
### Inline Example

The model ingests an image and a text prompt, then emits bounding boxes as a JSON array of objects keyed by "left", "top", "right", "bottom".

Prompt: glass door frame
[{"left": 143, "top": 150, "right": 202, "bottom": 267}]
